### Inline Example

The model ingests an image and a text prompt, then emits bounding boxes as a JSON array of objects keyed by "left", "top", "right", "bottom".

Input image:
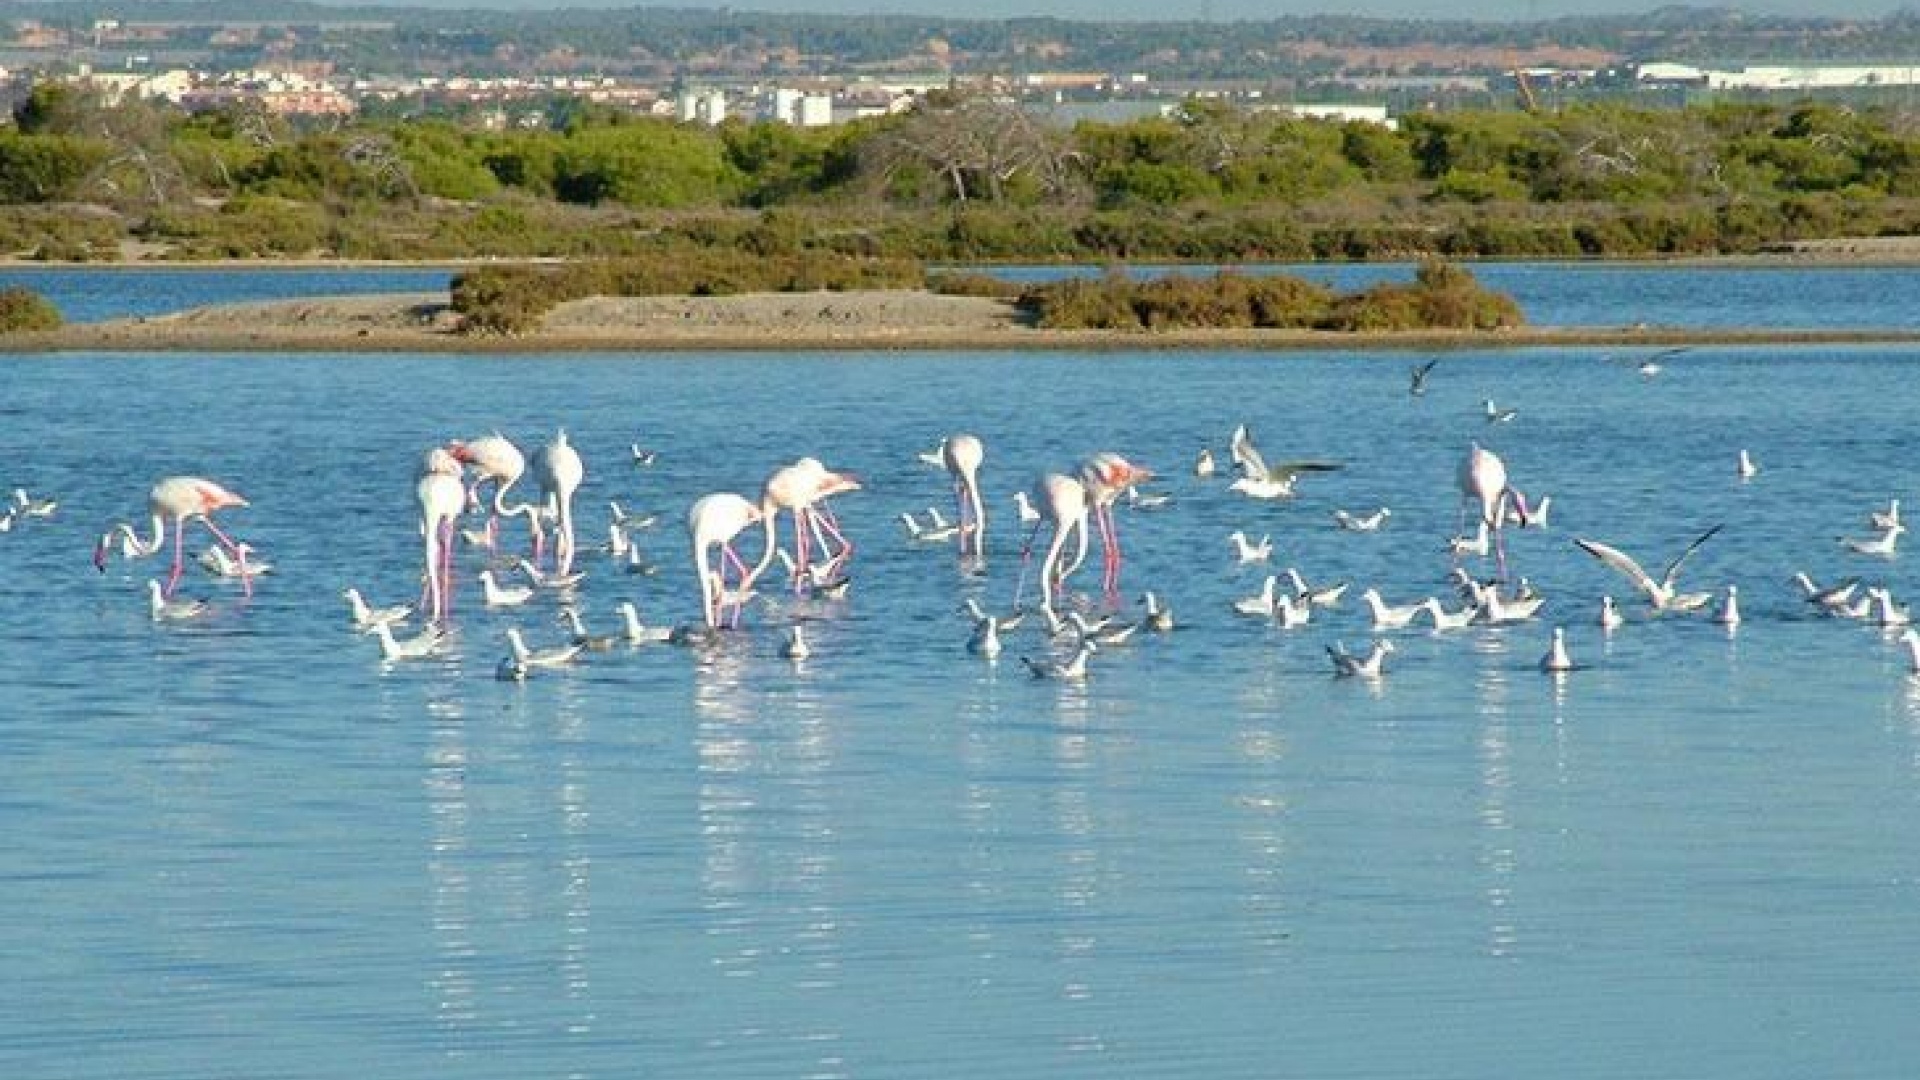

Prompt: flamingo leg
[
  {"left": 721, "top": 541, "right": 751, "bottom": 628},
  {"left": 166, "top": 519, "right": 186, "bottom": 598},
  {"left": 1097, "top": 505, "right": 1121, "bottom": 595},
  {"left": 198, "top": 517, "right": 252, "bottom": 598},
  {"left": 1013, "top": 521, "right": 1046, "bottom": 609},
  {"left": 440, "top": 520, "right": 456, "bottom": 619},
  {"left": 812, "top": 505, "right": 851, "bottom": 576}
]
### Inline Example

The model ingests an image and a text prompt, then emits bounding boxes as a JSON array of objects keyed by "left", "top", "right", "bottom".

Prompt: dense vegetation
[
  {"left": 0, "top": 284, "right": 63, "bottom": 330},
  {"left": 7, "top": 85, "right": 1920, "bottom": 266}
]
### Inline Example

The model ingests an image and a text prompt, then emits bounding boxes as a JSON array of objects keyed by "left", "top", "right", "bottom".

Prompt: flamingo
[
  {"left": 1078, "top": 452, "right": 1153, "bottom": 595},
  {"left": 533, "top": 430, "right": 585, "bottom": 577},
  {"left": 448, "top": 434, "right": 544, "bottom": 556},
  {"left": 95, "top": 477, "right": 253, "bottom": 599},
  {"left": 417, "top": 448, "right": 466, "bottom": 624},
  {"left": 1020, "top": 472, "right": 1088, "bottom": 614},
  {"left": 689, "top": 492, "right": 765, "bottom": 629},
  {"left": 756, "top": 457, "right": 861, "bottom": 592},
  {"left": 942, "top": 433, "right": 987, "bottom": 563},
  {"left": 1459, "top": 442, "right": 1529, "bottom": 579}
]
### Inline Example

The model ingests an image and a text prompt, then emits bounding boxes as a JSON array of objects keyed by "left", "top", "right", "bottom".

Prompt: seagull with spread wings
[
  {"left": 1227, "top": 424, "right": 1341, "bottom": 500},
  {"left": 1572, "top": 525, "right": 1723, "bottom": 613}
]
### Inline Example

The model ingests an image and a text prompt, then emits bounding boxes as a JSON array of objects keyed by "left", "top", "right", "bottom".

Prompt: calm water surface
[{"left": 5, "top": 337, "right": 1920, "bottom": 1075}]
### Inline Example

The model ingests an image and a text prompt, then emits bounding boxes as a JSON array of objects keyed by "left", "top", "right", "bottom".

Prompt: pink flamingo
[
  {"left": 533, "top": 430, "right": 585, "bottom": 577},
  {"left": 1077, "top": 452, "right": 1154, "bottom": 595},
  {"left": 942, "top": 434, "right": 987, "bottom": 564},
  {"left": 689, "top": 492, "right": 766, "bottom": 629},
  {"left": 418, "top": 447, "right": 467, "bottom": 624},
  {"left": 1459, "top": 442, "right": 1529, "bottom": 580},
  {"left": 94, "top": 476, "right": 253, "bottom": 598},
  {"left": 755, "top": 457, "right": 861, "bottom": 591},
  {"left": 1017, "top": 472, "right": 1089, "bottom": 615},
  {"left": 448, "top": 433, "right": 544, "bottom": 556}
]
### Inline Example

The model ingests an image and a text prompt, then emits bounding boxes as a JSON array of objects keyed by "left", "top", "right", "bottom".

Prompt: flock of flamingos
[{"left": 69, "top": 391, "right": 1920, "bottom": 684}]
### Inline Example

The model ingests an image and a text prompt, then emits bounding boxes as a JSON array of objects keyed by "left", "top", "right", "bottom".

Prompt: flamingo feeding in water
[
  {"left": 533, "top": 430, "right": 584, "bottom": 577},
  {"left": 1459, "top": 442, "right": 1529, "bottom": 580},
  {"left": 448, "top": 433, "right": 544, "bottom": 556},
  {"left": 1020, "top": 472, "right": 1089, "bottom": 615},
  {"left": 1077, "top": 452, "right": 1153, "bottom": 595},
  {"left": 417, "top": 447, "right": 466, "bottom": 624},
  {"left": 689, "top": 492, "right": 766, "bottom": 629},
  {"left": 942, "top": 433, "right": 987, "bottom": 564},
  {"left": 756, "top": 457, "right": 861, "bottom": 592},
  {"left": 94, "top": 476, "right": 254, "bottom": 599}
]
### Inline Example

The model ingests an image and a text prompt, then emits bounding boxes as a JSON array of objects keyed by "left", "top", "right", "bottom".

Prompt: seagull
[
  {"left": 147, "top": 580, "right": 209, "bottom": 622},
  {"left": 1629, "top": 346, "right": 1688, "bottom": 378},
  {"left": 1409, "top": 358, "right": 1438, "bottom": 397},
  {"left": 1573, "top": 525, "right": 1722, "bottom": 613},
  {"left": 1193, "top": 448, "right": 1216, "bottom": 477},
  {"left": 1069, "top": 610, "right": 1140, "bottom": 646},
  {"left": 966, "top": 614, "right": 1002, "bottom": 659},
  {"left": 561, "top": 608, "right": 621, "bottom": 651},
  {"left": 1714, "top": 584, "right": 1742, "bottom": 628},
  {"left": 616, "top": 602, "right": 673, "bottom": 645},
  {"left": 344, "top": 587, "right": 411, "bottom": 630},
  {"left": 1023, "top": 639, "right": 1096, "bottom": 680},
  {"left": 1233, "top": 575, "right": 1280, "bottom": 618},
  {"left": 1333, "top": 507, "right": 1391, "bottom": 532},
  {"left": 1903, "top": 629, "right": 1920, "bottom": 675},
  {"left": 623, "top": 546, "right": 661, "bottom": 576},
  {"left": 607, "top": 501, "right": 658, "bottom": 530},
  {"left": 960, "top": 597, "right": 1025, "bottom": 632},
  {"left": 1870, "top": 499, "right": 1902, "bottom": 531},
  {"left": 1141, "top": 591, "right": 1175, "bottom": 633},
  {"left": 505, "top": 627, "right": 582, "bottom": 669},
  {"left": 11, "top": 488, "right": 55, "bottom": 518},
  {"left": 901, "top": 510, "right": 959, "bottom": 544},
  {"left": 1328, "top": 639, "right": 1393, "bottom": 678},
  {"left": 518, "top": 558, "right": 585, "bottom": 590},
  {"left": 1839, "top": 522, "right": 1904, "bottom": 557},
  {"left": 1421, "top": 597, "right": 1476, "bottom": 631},
  {"left": 1361, "top": 588, "right": 1426, "bottom": 630},
  {"left": 1539, "top": 627, "right": 1576, "bottom": 673},
  {"left": 1599, "top": 595, "right": 1624, "bottom": 632},
  {"left": 1227, "top": 424, "right": 1340, "bottom": 500},
  {"left": 1484, "top": 399, "right": 1518, "bottom": 424},
  {"left": 1012, "top": 490, "right": 1041, "bottom": 525},
  {"left": 603, "top": 522, "right": 631, "bottom": 559},
  {"left": 630, "top": 444, "right": 658, "bottom": 467},
  {"left": 1272, "top": 591, "right": 1312, "bottom": 629},
  {"left": 1869, "top": 587, "right": 1913, "bottom": 628},
  {"left": 198, "top": 543, "right": 271, "bottom": 578},
  {"left": 1227, "top": 530, "right": 1273, "bottom": 563},
  {"left": 367, "top": 619, "right": 446, "bottom": 661},
  {"left": 1792, "top": 572, "right": 1860, "bottom": 614},
  {"left": 1448, "top": 521, "right": 1491, "bottom": 558},
  {"left": 780, "top": 624, "right": 811, "bottom": 660},
  {"left": 915, "top": 441, "right": 948, "bottom": 469},
  {"left": 1478, "top": 587, "right": 1547, "bottom": 625},
  {"left": 1126, "top": 486, "right": 1172, "bottom": 511},
  {"left": 1503, "top": 494, "right": 1551, "bottom": 529},
  {"left": 0, "top": 508, "right": 13, "bottom": 533},
  {"left": 1284, "top": 568, "right": 1349, "bottom": 609},
  {"left": 479, "top": 569, "right": 535, "bottom": 608},
  {"left": 1737, "top": 449, "right": 1759, "bottom": 481}
]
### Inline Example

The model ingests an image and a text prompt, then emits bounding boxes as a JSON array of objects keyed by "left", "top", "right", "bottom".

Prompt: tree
[{"left": 861, "top": 93, "right": 1077, "bottom": 204}]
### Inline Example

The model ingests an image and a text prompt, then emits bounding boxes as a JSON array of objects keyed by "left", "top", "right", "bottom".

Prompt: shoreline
[{"left": 6, "top": 288, "right": 1920, "bottom": 354}]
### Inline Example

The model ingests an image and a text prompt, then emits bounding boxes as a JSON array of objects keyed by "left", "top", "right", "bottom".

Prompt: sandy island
[{"left": 9, "top": 265, "right": 1920, "bottom": 355}]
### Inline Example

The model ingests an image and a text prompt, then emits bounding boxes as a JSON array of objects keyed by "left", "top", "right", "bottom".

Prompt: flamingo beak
[{"left": 831, "top": 472, "right": 862, "bottom": 495}]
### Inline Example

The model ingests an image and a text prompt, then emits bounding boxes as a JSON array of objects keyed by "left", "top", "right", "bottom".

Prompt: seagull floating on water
[
  {"left": 1023, "top": 639, "right": 1096, "bottom": 680},
  {"left": 1193, "top": 448, "right": 1216, "bottom": 477},
  {"left": 1141, "top": 591, "right": 1175, "bottom": 633},
  {"left": 518, "top": 558, "right": 585, "bottom": 590},
  {"left": 1227, "top": 530, "right": 1272, "bottom": 563},
  {"left": 1599, "top": 595, "right": 1624, "bottom": 632},
  {"left": 11, "top": 488, "right": 55, "bottom": 518},
  {"left": 1361, "top": 588, "right": 1426, "bottom": 630},
  {"left": 1903, "top": 629, "right": 1920, "bottom": 675},
  {"left": 1539, "top": 627, "right": 1576, "bottom": 673},
  {"left": 616, "top": 602, "right": 673, "bottom": 645},
  {"left": 1285, "top": 568, "right": 1348, "bottom": 609},
  {"left": 147, "top": 579, "right": 209, "bottom": 622},
  {"left": 1870, "top": 499, "right": 1902, "bottom": 531},
  {"left": 1233, "top": 575, "right": 1279, "bottom": 618},
  {"left": 1714, "top": 584, "right": 1742, "bottom": 628},
  {"left": 505, "top": 627, "right": 583, "bottom": 669},
  {"left": 1839, "top": 522, "right": 1904, "bottom": 557},
  {"left": 1484, "top": 399, "right": 1518, "bottom": 424},
  {"left": 1792, "top": 571, "right": 1860, "bottom": 615},
  {"left": 780, "top": 624, "right": 811, "bottom": 660},
  {"left": 1737, "top": 450, "right": 1759, "bottom": 481},
  {"left": 562, "top": 608, "right": 621, "bottom": 651},
  {"left": 966, "top": 614, "right": 1002, "bottom": 659},
  {"left": 199, "top": 543, "right": 271, "bottom": 578},
  {"left": 1447, "top": 521, "right": 1491, "bottom": 559},
  {"left": 368, "top": 619, "right": 446, "bottom": 661},
  {"left": 479, "top": 570, "right": 535, "bottom": 608},
  {"left": 1328, "top": 640, "right": 1393, "bottom": 678},
  {"left": 1869, "top": 587, "right": 1912, "bottom": 628},
  {"left": 344, "top": 587, "right": 411, "bottom": 630},
  {"left": 1421, "top": 597, "right": 1476, "bottom": 631},
  {"left": 1332, "top": 507, "right": 1391, "bottom": 532}
]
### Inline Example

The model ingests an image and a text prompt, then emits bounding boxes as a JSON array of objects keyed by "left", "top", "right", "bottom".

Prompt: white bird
[
  {"left": 1737, "top": 449, "right": 1758, "bottom": 480},
  {"left": 1227, "top": 530, "right": 1272, "bottom": 563},
  {"left": 199, "top": 543, "right": 271, "bottom": 578},
  {"left": 967, "top": 615, "right": 1002, "bottom": 659},
  {"left": 607, "top": 501, "right": 658, "bottom": 530},
  {"left": 1714, "top": 584, "right": 1742, "bottom": 628},
  {"left": 0, "top": 508, "right": 13, "bottom": 533},
  {"left": 1503, "top": 494, "right": 1551, "bottom": 529},
  {"left": 518, "top": 557, "right": 585, "bottom": 590},
  {"left": 505, "top": 627, "right": 582, "bottom": 669},
  {"left": 1272, "top": 591, "right": 1312, "bottom": 629},
  {"left": 1328, "top": 639, "right": 1394, "bottom": 678},
  {"left": 1361, "top": 588, "right": 1426, "bottom": 630},
  {"left": 1141, "top": 591, "right": 1175, "bottom": 633},
  {"left": 1484, "top": 399, "right": 1518, "bottom": 424},
  {"left": 1839, "top": 522, "right": 1904, "bottom": 557},
  {"left": 901, "top": 509, "right": 959, "bottom": 543},
  {"left": 1233, "top": 575, "right": 1280, "bottom": 618},
  {"left": 1599, "top": 595, "right": 1624, "bottom": 632},
  {"left": 1012, "top": 489, "right": 1041, "bottom": 526},
  {"left": 1573, "top": 525, "right": 1722, "bottom": 612},
  {"left": 1870, "top": 499, "right": 1902, "bottom": 531},
  {"left": 604, "top": 522, "right": 631, "bottom": 559},
  {"left": 1903, "top": 629, "right": 1920, "bottom": 675},
  {"left": 915, "top": 441, "right": 948, "bottom": 469},
  {"left": 615, "top": 602, "right": 673, "bottom": 645},
  {"left": 1023, "top": 639, "right": 1096, "bottom": 680},
  {"left": 1193, "top": 448, "right": 1216, "bottom": 477},
  {"left": 1421, "top": 597, "right": 1476, "bottom": 631},
  {"left": 780, "top": 624, "right": 811, "bottom": 660},
  {"left": 1069, "top": 610, "right": 1139, "bottom": 646},
  {"left": 147, "top": 580, "right": 209, "bottom": 622},
  {"left": 1869, "top": 587, "right": 1913, "bottom": 628},
  {"left": 1448, "top": 521, "right": 1492, "bottom": 558},
  {"left": 1332, "top": 507, "right": 1391, "bottom": 532},
  {"left": 479, "top": 569, "right": 535, "bottom": 608},
  {"left": 1478, "top": 587, "right": 1548, "bottom": 625},
  {"left": 367, "top": 619, "right": 446, "bottom": 661},
  {"left": 1539, "top": 627, "right": 1575, "bottom": 673},
  {"left": 344, "top": 587, "right": 411, "bottom": 630},
  {"left": 1834, "top": 594, "right": 1874, "bottom": 621},
  {"left": 1126, "top": 486, "right": 1172, "bottom": 511},
  {"left": 623, "top": 546, "right": 660, "bottom": 576},
  {"left": 960, "top": 597, "right": 1025, "bottom": 632},
  {"left": 11, "top": 488, "right": 55, "bottom": 518},
  {"left": 630, "top": 444, "right": 658, "bottom": 467},
  {"left": 561, "top": 608, "right": 620, "bottom": 651},
  {"left": 1227, "top": 423, "right": 1340, "bottom": 500},
  {"left": 1284, "top": 568, "right": 1348, "bottom": 609},
  {"left": 1792, "top": 571, "right": 1861, "bottom": 614}
]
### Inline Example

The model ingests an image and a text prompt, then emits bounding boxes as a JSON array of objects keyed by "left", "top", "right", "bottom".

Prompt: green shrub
[{"left": 0, "top": 285, "right": 62, "bottom": 330}]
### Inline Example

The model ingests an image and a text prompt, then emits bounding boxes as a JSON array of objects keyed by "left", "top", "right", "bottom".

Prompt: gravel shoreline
[{"left": 6, "top": 288, "right": 1920, "bottom": 354}]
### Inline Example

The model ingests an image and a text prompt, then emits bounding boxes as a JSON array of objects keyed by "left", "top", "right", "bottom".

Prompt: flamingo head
[
  {"left": 819, "top": 470, "right": 862, "bottom": 498},
  {"left": 91, "top": 532, "right": 110, "bottom": 573},
  {"left": 1507, "top": 489, "right": 1532, "bottom": 528},
  {"left": 445, "top": 440, "right": 476, "bottom": 464}
]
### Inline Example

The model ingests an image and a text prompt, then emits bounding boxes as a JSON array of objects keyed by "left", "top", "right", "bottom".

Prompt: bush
[{"left": 0, "top": 286, "right": 62, "bottom": 330}]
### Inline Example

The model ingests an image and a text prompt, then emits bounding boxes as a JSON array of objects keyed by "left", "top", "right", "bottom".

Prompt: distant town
[{"left": 6, "top": 2, "right": 1920, "bottom": 130}]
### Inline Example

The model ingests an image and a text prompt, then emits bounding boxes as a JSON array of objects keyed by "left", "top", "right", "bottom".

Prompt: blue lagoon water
[{"left": 5, "top": 274, "right": 1920, "bottom": 1077}]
